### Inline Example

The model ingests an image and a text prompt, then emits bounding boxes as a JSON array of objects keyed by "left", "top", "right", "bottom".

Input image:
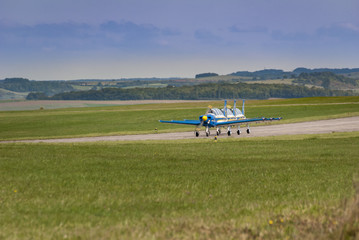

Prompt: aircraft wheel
[
  {"left": 247, "top": 129, "right": 250, "bottom": 134},
  {"left": 237, "top": 130, "right": 241, "bottom": 135},
  {"left": 206, "top": 132, "right": 210, "bottom": 137},
  {"left": 195, "top": 131, "right": 199, "bottom": 137},
  {"left": 227, "top": 131, "right": 231, "bottom": 136}
]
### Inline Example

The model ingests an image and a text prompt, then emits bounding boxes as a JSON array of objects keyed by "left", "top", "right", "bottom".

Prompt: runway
[{"left": 2, "top": 116, "right": 359, "bottom": 143}]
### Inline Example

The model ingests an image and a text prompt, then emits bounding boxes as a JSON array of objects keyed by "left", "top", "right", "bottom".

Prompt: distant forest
[{"left": 27, "top": 82, "right": 352, "bottom": 101}]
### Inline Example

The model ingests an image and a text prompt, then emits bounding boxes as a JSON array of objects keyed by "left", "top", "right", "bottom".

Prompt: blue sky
[{"left": 0, "top": 0, "right": 358, "bottom": 80}]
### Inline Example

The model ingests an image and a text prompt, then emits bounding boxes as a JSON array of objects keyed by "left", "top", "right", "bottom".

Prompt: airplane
[{"left": 159, "top": 99, "right": 282, "bottom": 137}]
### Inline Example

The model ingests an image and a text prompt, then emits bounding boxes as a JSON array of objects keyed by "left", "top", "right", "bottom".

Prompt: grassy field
[
  {"left": 123, "top": 83, "right": 168, "bottom": 89},
  {"left": 1, "top": 96, "right": 359, "bottom": 239},
  {"left": 0, "top": 88, "right": 28, "bottom": 100},
  {"left": 0, "top": 96, "right": 359, "bottom": 140},
  {"left": 242, "top": 78, "right": 295, "bottom": 85},
  {"left": 1, "top": 133, "right": 359, "bottom": 239}
]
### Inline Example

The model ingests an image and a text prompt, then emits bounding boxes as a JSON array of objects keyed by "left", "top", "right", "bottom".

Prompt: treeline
[
  {"left": 195, "top": 73, "right": 219, "bottom": 78},
  {"left": 230, "top": 68, "right": 359, "bottom": 80},
  {"left": 26, "top": 82, "right": 353, "bottom": 100},
  {"left": 293, "top": 72, "right": 358, "bottom": 89},
  {"left": 0, "top": 78, "right": 74, "bottom": 95},
  {"left": 230, "top": 69, "right": 292, "bottom": 80},
  {"left": 293, "top": 67, "right": 359, "bottom": 75}
]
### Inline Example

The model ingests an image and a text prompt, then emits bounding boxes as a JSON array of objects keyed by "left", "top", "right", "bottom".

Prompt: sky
[{"left": 0, "top": 0, "right": 358, "bottom": 80}]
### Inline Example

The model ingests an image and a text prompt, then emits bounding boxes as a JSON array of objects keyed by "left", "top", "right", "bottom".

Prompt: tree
[{"left": 195, "top": 73, "right": 219, "bottom": 78}]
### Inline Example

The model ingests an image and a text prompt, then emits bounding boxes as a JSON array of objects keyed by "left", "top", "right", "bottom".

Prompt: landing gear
[
  {"left": 206, "top": 127, "right": 210, "bottom": 137},
  {"left": 237, "top": 126, "right": 241, "bottom": 135},
  {"left": 247, "top": 128, "right": 250, "bottom": 134},
  {"left": 216, "top": 128, "right": 221, "bottom": 136},
  {"left": 195, "top": 131, "right": 199, "bottom": 137},
  {"left": 227, "top": 126, "right": 232, "bottom": 136}
]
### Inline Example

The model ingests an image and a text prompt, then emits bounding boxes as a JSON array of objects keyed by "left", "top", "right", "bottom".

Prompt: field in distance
[
  {"left": 1, "top": 96, "right": 359, "bottom": 141},
  {"left": 1, "top": 133, "right": 359, "bottom": 239},
  {"left": 0, "top": 99, "right": 210, "bottom": 111}
]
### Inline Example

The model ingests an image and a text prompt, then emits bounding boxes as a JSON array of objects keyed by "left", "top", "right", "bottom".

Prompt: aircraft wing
[
  {"left": 159, "top": 120, "right": 201, "bottom": 125},
  {"left": 214, "top": 117, "right": 282, "bottom": 126}
]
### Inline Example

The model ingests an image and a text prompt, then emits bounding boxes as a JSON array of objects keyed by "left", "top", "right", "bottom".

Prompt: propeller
[
  {"left": 198, "top": 106, "right": 212, "bottom": 128},
  {"left": 198, "top": 115, "right": 208, "bottom": 127}
]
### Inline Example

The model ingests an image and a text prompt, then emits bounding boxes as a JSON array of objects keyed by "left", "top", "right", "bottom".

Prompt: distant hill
[
  {"left": 293, "top": 72, "right": 358, "bottom": 90},
  {"left": 1, "top": 67, "right": 358, "bottom": 100},
  {"left": 0, "top": 78, "right": 74, "bottom": 96},
  {"left": 229, "top": 68, "right": 359, "bottom": 80},
  {"left": 229, "top": 69, "right": 294, "bottom": 80},
  {"left": 293, "top": 68, "right": 359, "bottom": 75},
  {"left": 0, "top": 88, "right": 29, "bottom": 100},
  {"left": 27, "top": 82, "right": 353, "bottom": 101}
]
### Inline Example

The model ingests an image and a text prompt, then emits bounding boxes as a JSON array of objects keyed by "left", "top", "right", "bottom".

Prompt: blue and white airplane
[{"left": 159, "top": 100, "right": 282, "bottom": 137}]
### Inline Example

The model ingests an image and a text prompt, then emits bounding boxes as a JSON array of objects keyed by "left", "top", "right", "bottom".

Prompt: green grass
[
  {"left": 123, "top": 83, "right": 168, "bottom": 89},
  {"left": 70, "top": 85, "right": 93, "bottom": 91},
  {"left": 0, "top": 96, "right": 359, "bottom": 140},
  {"left": 243, "top": 78, "right": 295, "bottom": 85},
  {"left": 0, "top": 108, "right": 202, "bottom": 140},
  {"left": 248, "top": 96, "right": 359, "bottom": 105},
  {"left": 1, "top": 133, "right": 359, "bottom": 239}
]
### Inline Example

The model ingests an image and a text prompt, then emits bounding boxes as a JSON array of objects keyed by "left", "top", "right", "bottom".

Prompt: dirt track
[{"left": 2, "top": 116, "right": 359, "bottom": 143}]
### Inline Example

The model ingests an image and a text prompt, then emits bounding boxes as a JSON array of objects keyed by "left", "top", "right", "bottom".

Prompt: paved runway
[{"left": 2, "top": 116, "right": 359, "bottom": 143}]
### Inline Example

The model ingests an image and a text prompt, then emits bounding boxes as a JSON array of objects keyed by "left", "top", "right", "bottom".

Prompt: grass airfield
[
  {"left": 1, "top": 96, "right": 359, "bottom": 141},
  {"left": 1, "top": 96, "right": 359, "bottom": 239}
]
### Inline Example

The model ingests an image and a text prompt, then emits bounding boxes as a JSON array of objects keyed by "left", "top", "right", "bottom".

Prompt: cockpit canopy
[
  {"left": 209, "top": 107, "right": 244, "bottom": 118},
  {"left": 209, "top": 108, "right": 226, "bottom": 117},
  {"left": 232, "top": 108, "right": 244, "bottom": 117},
  {"left": 222, "top": 108, "right": 235, "bottom": 118}
]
